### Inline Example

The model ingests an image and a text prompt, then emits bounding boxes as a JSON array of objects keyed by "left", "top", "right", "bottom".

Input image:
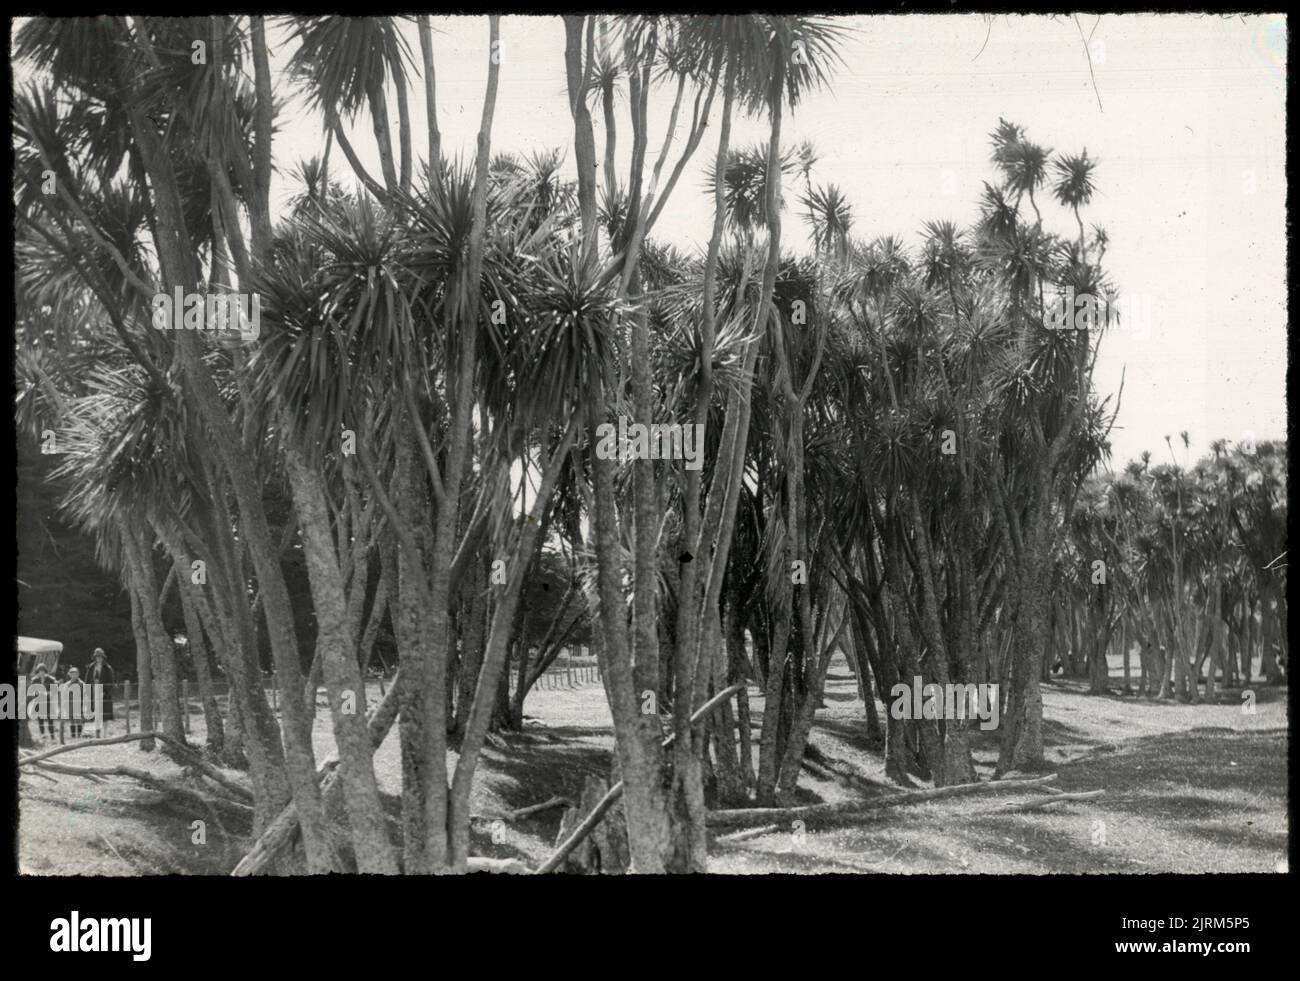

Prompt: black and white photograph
[{"left": 7, "top": 7, "right": 1289, "bottom": 947}]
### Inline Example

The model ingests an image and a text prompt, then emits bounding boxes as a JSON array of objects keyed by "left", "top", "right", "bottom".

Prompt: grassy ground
[{"left": 17, "top": 656, "right": 1287, "bottom": 874}]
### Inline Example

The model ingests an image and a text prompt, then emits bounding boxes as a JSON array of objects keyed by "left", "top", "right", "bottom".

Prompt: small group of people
[{"left": 27, "top": 647, "right": 116, "bottom": 741}]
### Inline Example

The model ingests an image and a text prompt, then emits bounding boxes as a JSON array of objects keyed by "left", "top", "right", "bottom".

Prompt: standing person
[
  {"left": 63, "top": 667, "right": 87, "bottom": 739},
  {"left": 85, "top": 648, "right": 115, "bottom": 737},
  {"left": 28, "top": 663, "right": 55, "bottom": 740}
]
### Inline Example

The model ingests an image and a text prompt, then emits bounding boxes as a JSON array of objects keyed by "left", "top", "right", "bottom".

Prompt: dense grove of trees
[
  {"left": 14, "top": 15, "right": 1286, "bottom": 873},
  {"left": 1059, "top": 439, "right": 1287, "bottom": 699}
]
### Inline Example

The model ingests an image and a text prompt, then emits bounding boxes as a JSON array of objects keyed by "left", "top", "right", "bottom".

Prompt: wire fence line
[
  {"left": 22, "top": 660, "right": 603, "bottom": 745},
  {"left": 508, "top": 662, "right": 601, "bottom": 692}
]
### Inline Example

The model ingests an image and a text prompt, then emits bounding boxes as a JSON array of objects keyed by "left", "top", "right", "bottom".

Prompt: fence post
[
  {"left": 123, "top": 680, "right": 132, "bottom": 734},
  {"left": 378, "top": 672, "right": 386, "bottom": 698},
  {"left": 181, "top": 680, "right": 191, "bottom": 734}
]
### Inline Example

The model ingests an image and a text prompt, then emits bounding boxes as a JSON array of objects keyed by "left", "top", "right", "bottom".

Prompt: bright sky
[{"left": 21, "top": 14, "right": 1290, "bottom": 469}]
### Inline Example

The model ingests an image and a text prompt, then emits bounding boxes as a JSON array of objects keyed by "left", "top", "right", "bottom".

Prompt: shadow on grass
[
  {"left": 1043, "top": 677, "right": 1288, "bottom": 708},
  {"left": 821, "top": 690, "right": 861, "bottom": 704},
  {"left": 736, "top": 695, "right": 1288, "bottom": 872},
  {"left": 1060, "top": 726, "right": 1287, "bottom": 828},
  {"left": 972, "top": 726, "right": 1286, "bottom": 872}
]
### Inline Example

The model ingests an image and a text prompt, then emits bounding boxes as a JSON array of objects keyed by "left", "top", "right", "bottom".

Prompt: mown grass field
[{"left": 18, "top": 655, "right": 1288, "bottom": 875}]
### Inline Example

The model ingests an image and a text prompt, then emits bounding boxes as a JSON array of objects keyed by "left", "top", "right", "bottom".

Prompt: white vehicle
[{"left": 16, "top": 635, "right": 63, "bottom": 676}]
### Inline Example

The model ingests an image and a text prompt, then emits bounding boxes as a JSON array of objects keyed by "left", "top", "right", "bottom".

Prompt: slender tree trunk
[
  {"left": 1240, "top": 602, "right": 1254, "bottom": 683},
  {"left": 999, "top": 507, "right": 1050, "bottom": 774},
  {"left": 367, "top": 81, "right": 399, "bottom": 191},
  {"left": 393, "top": 70, "right": 412, "bottom": 194},
  {"left": 418, "top": 16, "right": 442, "bottom": 181},
  {"left": 391, "top": 433, "right": 442, "bottom": 873},
  {"left": 453, "top": 551, "right": 488, "bottom": 743},
  {"left": 177, "top": 578, "right": 224, "bottom": 754},
  {"left": 1121, "top": 619, "right": 1132, "bottom": 694},
  {"left": 282, "top": 442, "right": 398, "bottom": 873},
  {"left": 247, "top": 17, "right": 275, "bottom": 257},
  {"left": 194, "top": 469, "right": 289, "bottom": 816},
  {"left": 128, "top": 580, "right": 155, "bottom": 752},
  {"left": 126, "top": 527, "right": 185, "bottom": 748}
]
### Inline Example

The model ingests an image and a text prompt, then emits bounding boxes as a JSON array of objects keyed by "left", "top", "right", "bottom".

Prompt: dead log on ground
[
  {"left": 473, "top": 796, "right": 573, "bottom": 823},
  {"left": 18, "top": 731, "right": 252, "bottom": 804},
  {"left": 30, "top": 759, "right": 253, "bottom": 820},
  {"left": 714, "top": 824, "right": 781, "bottom": 845},
  {"left": 989, "top": 789, "right": 1104, "bottom": 814},
  {"left": 705, "top": 774, "right": 1060, "bottom": 828}
]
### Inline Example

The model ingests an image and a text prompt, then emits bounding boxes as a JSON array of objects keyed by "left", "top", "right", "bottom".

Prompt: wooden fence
[
  {"left": 25, "top": 661, "right": 603, "bottom": 744},
  {"left": 508, "top": 661, "right": 601, "bottom": 692}
]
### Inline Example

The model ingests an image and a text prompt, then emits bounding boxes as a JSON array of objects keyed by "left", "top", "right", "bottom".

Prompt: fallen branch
[
  {"left": 18, "top": 731, "right": 252, "bottom": 805},
  {"left": 474, "top": 796, "right": 573, "bottom": 823},
  {"left": 990, "top": 789, "right": 1104, "bottom": 814},
  {"left": 801, "top": 754, "right": 892, "bottom": 795},
  {"left": 19, "top": 731, "right": 170, "bottom": 766},
  {"left": 31, "top": 759, "right": 252, "bottom": 820},
  {"left": 801, "top": 757, "right": 836, "bottom": 779},
  {"left": 29, "top": 760, "right": 107, "bottom": 783},
  {"left": 714, "top": 824, "right": 780, "bottom": 845},
  {"left": 705, "top": 774, "right": 1060, "bottom": 828},
  {"left": 534, "top": 683, "right": 747, "bottom": 875}
]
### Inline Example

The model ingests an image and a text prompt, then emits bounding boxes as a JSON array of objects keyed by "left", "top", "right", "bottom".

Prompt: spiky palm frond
[
  {"left": 703, "top": 143, "right": 799, "bottom": 236},
  {"left": 801, "top": 182, "right": 853, "bottom": 259},
  {"left": 249, "top": 195, "right": 413, "bottom": 465},
  {"left": 284, "top": 15, "right": 413, "bottom": 119},
  {"left": 1052, "top": 150, "right": 1098, "bottom": 210}
]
